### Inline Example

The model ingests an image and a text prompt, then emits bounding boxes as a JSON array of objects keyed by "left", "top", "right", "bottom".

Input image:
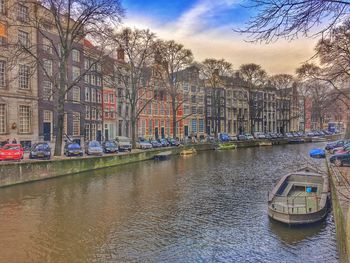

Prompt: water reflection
[{"left": 0, "top": 143, "right": 339, "bottom": 262}]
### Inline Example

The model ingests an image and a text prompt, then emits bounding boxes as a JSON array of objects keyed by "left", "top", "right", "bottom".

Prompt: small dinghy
[
  {"left": 154, "top": 151, "right": 172, "bottom": 161},
  {"left": 259, "top": 141, "right": 272, "bottom": 146},
  {"left": 309, "top": 148, "right": 326, "bottom": 158},
  {"left": 268, "top": 166, "right": 329, "bottom": 225},
  {"left": 180, "top": 148, "right": 197, "bottom": 156}
]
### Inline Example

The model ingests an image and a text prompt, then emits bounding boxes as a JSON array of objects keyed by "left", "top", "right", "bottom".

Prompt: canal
[{"left": 0, "top": 143, "right": 339, "bottom": 262}]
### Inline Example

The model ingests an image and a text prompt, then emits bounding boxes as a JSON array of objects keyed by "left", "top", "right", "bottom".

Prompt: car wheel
[{"left": 335, "top": 159, "right": 343, "bottom": 167}]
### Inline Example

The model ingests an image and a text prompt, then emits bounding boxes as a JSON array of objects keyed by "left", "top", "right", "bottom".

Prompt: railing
[{"left": 268, "top": 193, "right": 322, "bottom": 215}]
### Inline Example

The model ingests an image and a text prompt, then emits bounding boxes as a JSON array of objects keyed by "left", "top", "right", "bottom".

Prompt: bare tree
[
  {"left": 154, "top": 40, "right": 194, "bottom": 139},
  {"left": 8, "top": 0, "right": 123, "bottom": 156},
  {"left": 237, "top": 0, "right": 350, "bottom": 43},
  {"left": 112, "top": 28, "right": 156, "bottom": 148},
  {"left": 199, "top": 59, "right": 233, "bottom": 138},
  {"left": 238, "top": 63, "right": 268, "bottom": 132}
]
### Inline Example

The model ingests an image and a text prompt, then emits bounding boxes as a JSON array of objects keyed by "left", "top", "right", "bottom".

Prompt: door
[
  {"left": 155, "top": 127, "right": 159, "bottom": 139},
  {"left": 105, "top": 129, "right": 109, "bottom": 141},
  {"left": 97, "top": 130, "right": 102, "bottom": 142},
  {"left": 161, "top": 127, "right": 165, "bottom": 138},
  {"left": 184, "top": 126, "right": 189, "bottom": 137},
  {"left": 43, "top": 122, "right": 51, "bottom": 141}
]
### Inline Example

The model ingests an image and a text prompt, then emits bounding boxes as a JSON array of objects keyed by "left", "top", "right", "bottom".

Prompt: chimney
[{"left": 117, "top": 47, "right": 124, "bottom": 61}]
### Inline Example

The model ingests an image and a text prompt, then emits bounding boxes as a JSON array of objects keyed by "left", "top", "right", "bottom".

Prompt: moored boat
[
  {"left": 259, "top": 141, "right": 272, "bottom": 146},
  {"left": 217, "top": 143, "right": 237, "bottom": 150},
  {"left": 180, "top": 148, "right": 197, "bottom": 156},
  {"left": 154, "top": 151, "right": 172, "bottom": 161},
  {"left": 288, "top": 138, "right": 305, "bottom": 144},
  {"left": 268, "top": 166, "right": 329, "bottom": 225},
  {"left": 311, "top": 137, "right": 327, "bottom": 142}
]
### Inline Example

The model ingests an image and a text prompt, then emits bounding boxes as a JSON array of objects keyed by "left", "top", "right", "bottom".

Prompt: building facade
[{"left": 0, "top": 0, "right": 39, "bottom": 147}]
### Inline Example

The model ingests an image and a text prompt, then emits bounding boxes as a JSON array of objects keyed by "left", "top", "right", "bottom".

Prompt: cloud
[{"left": 123, "top": 0, "right": 317, "bottom": 75}]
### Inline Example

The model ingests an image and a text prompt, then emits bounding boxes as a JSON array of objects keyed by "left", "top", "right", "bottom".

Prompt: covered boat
[
  {"left": 217, "top": 143, "right": 237, "bottom": 150},
  {"left": 309, "top": 148, "right": 326, "bottom": 158},
  {"left": 268, "top": 166, "right": 329, "bottom": 225},
  {"left": 259, "top": 141, "right": 272, "bottom": 146},
  {"left": 288, "top": 138, "right": 305, "bottom": 144}
]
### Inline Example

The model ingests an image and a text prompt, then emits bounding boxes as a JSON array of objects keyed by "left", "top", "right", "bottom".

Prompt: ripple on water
[{"left": 0, "top": 143, "right": 339, "bottom": 262}]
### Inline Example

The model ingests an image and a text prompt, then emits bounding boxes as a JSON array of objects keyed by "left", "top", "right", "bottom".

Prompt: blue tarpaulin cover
[{"left": 309, "top": 148, "right": 326, "bottom": 158}]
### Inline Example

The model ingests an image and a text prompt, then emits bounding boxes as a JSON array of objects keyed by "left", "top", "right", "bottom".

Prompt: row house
[
  {"left": 276, "top": 88, "right": 291, "bottom": 134},
  {"left": 0, "top": 0, "right": 39, "bottom": 147},
  {"left": 83, "top": 40, "right": 103, "bottom": 142},
  {"left": 205, "top": 87, "right": 226, "bottom": 136},
  {"left": 37, "top": 7, "right": 85, "bottom": 145},
  {"left": 179, "top": 66, "right": 205, "bottom": 139}
]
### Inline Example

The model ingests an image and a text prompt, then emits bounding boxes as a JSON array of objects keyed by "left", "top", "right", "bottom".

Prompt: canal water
[{"left": 0, "top": 143, "right": 339, "bottom": 262}]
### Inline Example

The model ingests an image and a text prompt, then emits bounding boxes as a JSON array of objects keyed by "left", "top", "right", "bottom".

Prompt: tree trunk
[
  {"left": 130, "top": 105, "right": 137, "bottom": 149},
  {"left": 172, "top": 97, "right": 177, "bottom": 139},
  {"left": 54, "top": 59, "right": 67, "bottom": 156}
]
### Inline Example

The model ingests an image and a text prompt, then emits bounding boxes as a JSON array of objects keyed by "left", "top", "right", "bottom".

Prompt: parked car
[
  {"left": 285, "top": 133, "right": 293, "bottom": 138},
  {"left": 0, "top": 144, "right": 24, "bottom": 161},
  {"left": 334, "top": 146, "right": 350, "bottom": 155},
  {"left": 237, "top": 134, "right": 247, "bottom": 141},
  {"left": 102, "top": 140, "right": 118, "bottom": 154},
  {"left": 115, "top": 136, "right": 132, "bottom": 152},
  {"left": 85, "top": 140, "right": 103, "bottom": 156},
  {"left": 330, "top": 143, "right": 350, "bottom": 154},
  {"left": 254, "top": 132, "right": 266, "bottom": 139},
  {"left": 64, "top": 143, "right": 83, "bottom": 157},
  {"left": 29, "top": 142, "right": 51, "bottom": 159},
  {"left": 219, "top": 133, "right": 230, "bottom": 142},
  {"left": 330, "top": 152, "right": 350, "bottom": 167},
  {"left": 306, "top": 132, "right": 315, "bottom": 137},
  {"left": 244, "top": 133, "right": 254, "bottom": 140},
  {"left": 158, "top": 138, "right": 170, "bottom": 147},
  {"left": 265, "top": 133, "right": 272, "bottom": 139},
  {"left": 270, "top": 133, "right": 278, "bottom": 139},
  {"left": 325, "top": 140, "right": 348, "bottom": 151},
  {"left": 150, "top": 140, "right": 162, "bottom": 148},
  {"left": 167, "top": 138, "right": 180, "bottom": 146},
  {"left": 136, "top": 138, "right": 153, "bottom": 149},
  {"left": 229, "top": 135, "right": 238, "bottom": 141}
]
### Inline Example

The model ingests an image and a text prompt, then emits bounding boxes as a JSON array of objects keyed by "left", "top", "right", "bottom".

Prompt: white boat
[{"left": 268, "top": 166, "right": 329, "bottom": 225}]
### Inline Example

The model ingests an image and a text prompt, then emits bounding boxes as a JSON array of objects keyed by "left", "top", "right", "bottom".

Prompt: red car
[{"left": 0, "top": 144, "right": 24, "bottom": 161}]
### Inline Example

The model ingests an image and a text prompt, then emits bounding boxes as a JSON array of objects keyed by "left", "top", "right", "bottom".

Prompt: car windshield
[
  {"left": 68, "top": 144, "right": 80, "bottom": 149},
  {"left": 89, "top": 141, "right": 100, "bottom": 147},
  {"left": 35, "top": 144, "right": 49, "bottom": 150},
  {"left": 105, "top": 141, "right": 116, "bottom": 147},
  {"left": 3, "top": 145, "right": 20, "bottom": 150},
  {"left": 151, "top": 141, "right": 158, "bottom": 143}
]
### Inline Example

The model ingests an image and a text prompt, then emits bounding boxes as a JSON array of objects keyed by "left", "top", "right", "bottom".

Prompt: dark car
[
  {"left": 29, "top": 142, "right": 51, "bottom": 159},
  {"left": 325, "top": 140, "right": 348, "bottom": 151},
  {"left": 102, "top": 140, "right": 118, "bottom": 153},
  {"left": 158, "top": 138, "right": 170, "bottom": 147},
  {"left": 167, "top": 138, "right": 180, "bottom": 146},
  {"left": 150, "top": 140, "right": 162, "bottom": 148},
  {"left": 64, "top": 143, "right": 83, "bottom": 157},
  {"left": 219, "top": 133, "right": 230, "bottom": 142},
  {"left": 237, "top": 134, "right": 247, "bottom": 141},
  {"left": 330, "top": 152, "right": 350, "bottom": 167}
]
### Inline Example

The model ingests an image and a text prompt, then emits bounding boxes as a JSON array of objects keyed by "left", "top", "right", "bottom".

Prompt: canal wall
[
  {"left": 0, "top": 134, "right": 343, "bottom": 188},
  {"left": 327, "top": 163, "right": 350, "bottom": 263}
]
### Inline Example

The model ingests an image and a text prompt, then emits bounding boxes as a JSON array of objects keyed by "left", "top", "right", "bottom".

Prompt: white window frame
[
  {"left": 18, "top": 64, "right": 30, "bottom": 89},
  {"left": 19, "top": 105, "right": 31, "bottom": 134},
  {"left": 0, "top": 104, "right": 6, "bottom": 134}
]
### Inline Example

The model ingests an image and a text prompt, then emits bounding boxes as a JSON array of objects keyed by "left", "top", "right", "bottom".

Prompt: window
[
  {"left": 191, "top": 106, "right": 197, "bottom": 115},
  {"left": 42, "top": 38, "right": 52, "bottom": 54},
  {"left": 73, "top": 87, "right": 80, "bottom": 102},
  {"left": 72, "top": 112, "right": 80, "bottom": 136},
  {"left": 0, "top": 23, "right": 7, "bottom": 45},
  {"left": 191, "top": 95, "right": 196, "bottom": 103},
  {"left": 199, "top": 119, "right": 204, "bottom": 133},
  {"left": 0, "top": 60, "right": 5, "bottom": 87},
  {"left": 91, "top": 123, "right": 96, "bottom": 140},
  {"left": 18, "top": 30, "right": 29, "bottom": 47},
  {"left": 43, "top": 59, "right": 52, "bottom": 76},
  {"left": 42, "top": 81, "right": 52, "bottom": 101},
  {"left": 19, "top": 105, "right": 31, "bottom": 133},
  {"left": 97, "top": 107, "right": 102, "bottom": 120},
  {"left": 91, "top": 107, "right": 96, "bottom": 120},
  {"left": 85, "top": 87, "right": 90, "bottom": 101},
  {"left": 109, "top": 94, "right": 114, "bottom": 104},
  {"left": 197, "top": 107, "right": 204, "bottom": 115},
  {"left": 91, "top": 89, "right": 96, "bottom": 102},
  {"left": 97, "top": 91, "right": 101, "bottom": 103},
  {"left": 18, "top": 4, "right": 28, "bottom": 22},
  {"left": 85, "top": 106, "right": 90, "bottom": 119},
  {"left": 84, "top": 74, "right": 89, "bottom": 83},
  {"left": 72, "top": 66, "right": 80, "bottom": 81},
  {"left": 91, "top": 74, "right": 96, "bottom": 85},
  {"left": 0, "top": 0, "right": 5, "bottom": 14},
  {"left": 191, "top": 86, "right": 196, "bottom": 92},
  {"left": 19, "top": 64, "right": 30, "bottom": 89},
  {"left": 84, "top": 59, "right": 90, "bottom": 70},
  {"left": 72, "top": 49, "right": 80, "bottom": 62},
  {"left": 104, "top": 94, "right": 108, "bottom": 103},
  {"left": 0, "top": 104, "right": 6, "bottom": 134},
  {"left": 191, "top": 119, "right": 197, "bottom": 133},
  {"left": 96, "top": 76, "right": 101, "bottom": 87},
  {"left": 85, "top": 123, "right": 90, "bottom": 141}
]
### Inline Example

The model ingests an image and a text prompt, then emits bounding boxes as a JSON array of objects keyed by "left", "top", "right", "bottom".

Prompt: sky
[{"left": 121, "top": 0, "right": 317, "bottom": 75}]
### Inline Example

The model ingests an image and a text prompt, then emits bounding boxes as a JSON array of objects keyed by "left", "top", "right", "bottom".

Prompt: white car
[{"left": 136, "top": 140, "right": 153, "bottom": 149}]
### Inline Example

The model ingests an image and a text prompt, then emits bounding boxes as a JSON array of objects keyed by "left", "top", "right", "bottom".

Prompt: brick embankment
[{"left": 327, "top": 160, "right": 350, "bottom": 263}]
